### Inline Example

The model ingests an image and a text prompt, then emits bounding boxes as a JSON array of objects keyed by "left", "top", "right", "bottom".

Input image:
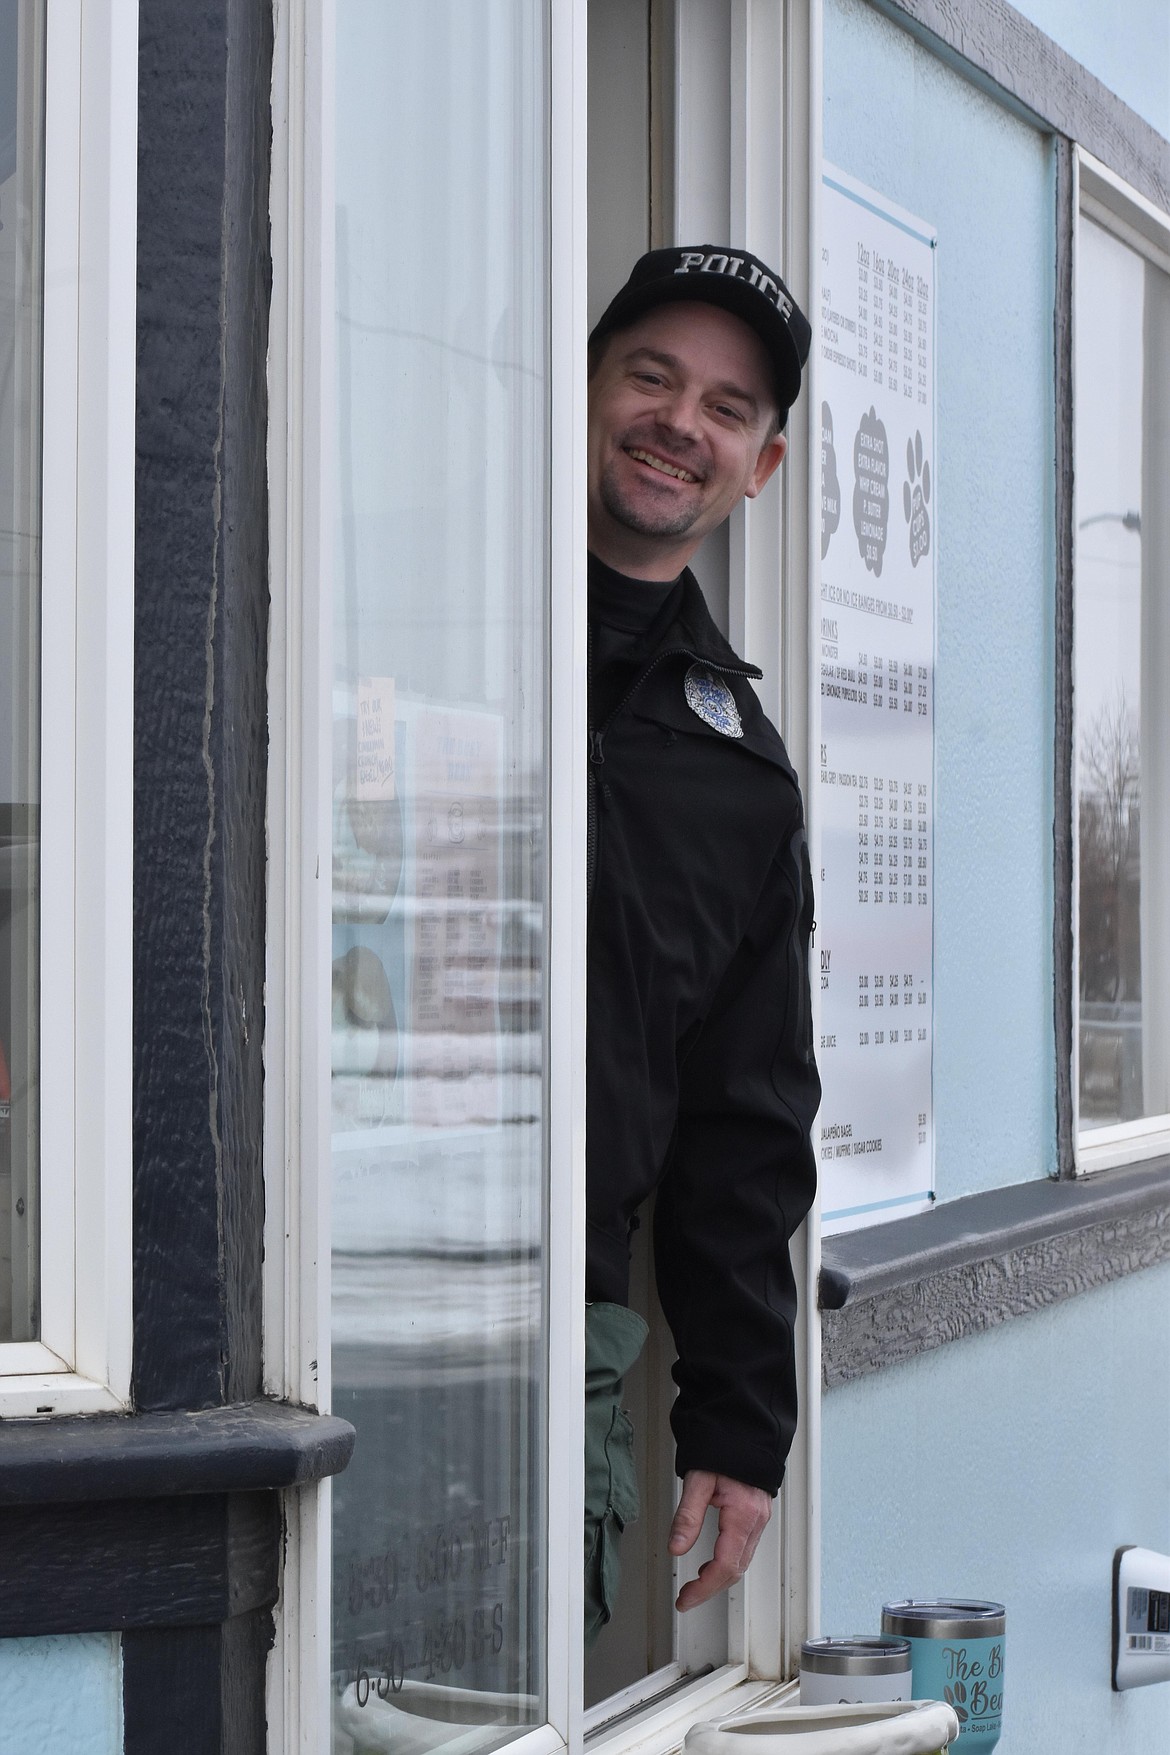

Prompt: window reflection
[
  {"left": 1075, "top": 216, "right": 1168, "bottom": 1131},
  {"left": 0, "top": 0, "right": 44, "bottom": 1343},
  {"left": 330, "top": 5, "right": 548, "bottom": 1748}
]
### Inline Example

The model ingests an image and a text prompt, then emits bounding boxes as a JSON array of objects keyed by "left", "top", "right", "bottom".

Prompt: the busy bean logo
[
  {"left": 821, "top": 401, "right": 841, "bottom": 559},
  {"left": 853, "top": 406, "right": 889, "bottom": 577},
  {"left": 941, "top": 1640, "right": 1003, "bottom": 1733}
]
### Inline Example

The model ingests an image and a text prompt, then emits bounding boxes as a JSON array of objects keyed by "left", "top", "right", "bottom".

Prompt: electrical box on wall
[{"left": 1113, "top": 1548, "right": 1170, "bottom": 1690}]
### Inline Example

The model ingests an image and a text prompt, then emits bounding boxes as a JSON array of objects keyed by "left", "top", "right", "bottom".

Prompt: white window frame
[
  {"left": 1072, "top": 146, "right": 1170, "bottom": 1177},
  {"left": 263, "top": 2, "right": 335, "bottom": 1744},
  {"left": 264, "top": 2, "right": 586, "bottom": 1750},
  {"left": 265, "top": 1, "right": 820, "bottom": 1748},
  {"left": 0, "top": 0, "right": 136, "bottom": 1415}
]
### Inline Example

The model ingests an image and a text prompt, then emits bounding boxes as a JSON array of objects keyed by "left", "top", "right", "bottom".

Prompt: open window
[
  {"left": 268, "top": 0, "right": 816, "bottom": 1747},
  {"left": 1073, "top": 151, "right": 1170, "bottom": 1173},
  {"left": 583, "top": 0, "right": 817, "bottom": 1735},
  {"left": 268, "top": 0, "right": 587, "bottom": 1746}
]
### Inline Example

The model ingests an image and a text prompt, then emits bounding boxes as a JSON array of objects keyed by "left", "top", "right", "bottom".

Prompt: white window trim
[
  {"left": 264, "top": 0, "right": 337, "bottom": 1746},
  {"left": 264, "top": 1, "right": 589, "bottom": 1749},
  {"left": 587, "top": 1674, "right": 796, "bottom": 1755},
  {"left": 547, "top": 0, "right": 590, "bottom": 1741},
  {"left": 1072, "top": 146, "right": 1170, "bottom": 1178},
  {"left": 0, "top": 0, "right": 136, "bottom": 1416}
]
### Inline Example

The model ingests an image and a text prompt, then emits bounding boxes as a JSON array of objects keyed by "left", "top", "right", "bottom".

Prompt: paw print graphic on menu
[
  {"left": 903, "top": 429, "right": 931, "bottom": 567},
  {"left": 943, "top": 1682, "right": 969, "bottom": 1724}
]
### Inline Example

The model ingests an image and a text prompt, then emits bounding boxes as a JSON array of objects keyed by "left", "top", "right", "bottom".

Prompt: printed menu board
[{"left": 816, "top": 166, "right": 937, "bottom": 1232}]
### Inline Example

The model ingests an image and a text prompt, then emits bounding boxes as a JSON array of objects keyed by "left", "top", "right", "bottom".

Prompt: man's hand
[{"left": 667, "top": 1470, "right": 772, "bottom": 1611}]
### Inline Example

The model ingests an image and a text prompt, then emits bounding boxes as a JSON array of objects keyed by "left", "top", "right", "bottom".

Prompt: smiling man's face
[{"left": 587, "top": 300, "right": 786, "bottom": 579}]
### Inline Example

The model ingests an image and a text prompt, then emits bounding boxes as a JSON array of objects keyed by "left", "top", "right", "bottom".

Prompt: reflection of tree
[{"left": 1079, "top": 688, "right": 1140, "bottom": 1004}]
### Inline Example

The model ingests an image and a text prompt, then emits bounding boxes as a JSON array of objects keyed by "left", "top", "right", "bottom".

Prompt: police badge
[{"left": 684, "top": 664, "right": 744, "bottom": 737}]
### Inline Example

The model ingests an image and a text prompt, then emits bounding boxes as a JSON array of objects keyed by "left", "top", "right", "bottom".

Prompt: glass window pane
[
  {"left": 0, "top": 0, "right": 44, "bottom": 1343},
  {"left": 1074, "top": 216, "right": 1167, "bottom": 1131},
  {"left": 330, "top": 4, "right": 549, "bottom": 1748}
]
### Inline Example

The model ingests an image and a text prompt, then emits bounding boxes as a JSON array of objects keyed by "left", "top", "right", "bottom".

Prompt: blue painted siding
[
  {"left": 0, "top": 1634, "right": 122, "bottom": 1754},
  {"left": 822, "top": 1264, "right": 1170, "bottom": 1749},
  {"left": 825, "top": 0, "right": 1057, "bottom": 1200},
  {"left": 822, "top": 8, "right": 1170, "bottom": 1750}
]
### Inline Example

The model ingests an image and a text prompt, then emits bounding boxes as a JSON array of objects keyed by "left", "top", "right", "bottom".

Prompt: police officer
[{"left": 583, "top": 248, "right": 820, "bottom": 1643}]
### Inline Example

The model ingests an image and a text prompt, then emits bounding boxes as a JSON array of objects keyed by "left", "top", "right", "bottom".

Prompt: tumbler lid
[
  {"left": 882, "top": 1599, "right": 1005, "bottom": 1640},
  {"left": 800, "top": 1636, "right": 912, "bottom": 1677}
]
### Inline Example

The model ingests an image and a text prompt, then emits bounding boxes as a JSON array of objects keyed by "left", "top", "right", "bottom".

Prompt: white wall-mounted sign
[{"left": 816, "top": 166, "right": 937, "bottom": 1233}]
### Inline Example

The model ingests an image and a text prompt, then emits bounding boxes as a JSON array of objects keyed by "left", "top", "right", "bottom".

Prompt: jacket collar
[
  {"left": 671, "top": 569, "right": 763, "bottom": 677},
  {"left": 630, "top": 570, "right": 798, "bottom": 782}
]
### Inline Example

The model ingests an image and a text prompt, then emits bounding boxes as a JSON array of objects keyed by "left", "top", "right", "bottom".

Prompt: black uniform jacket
[{"left": 587, "top": 565, "right": 820, "bottom": 1496}]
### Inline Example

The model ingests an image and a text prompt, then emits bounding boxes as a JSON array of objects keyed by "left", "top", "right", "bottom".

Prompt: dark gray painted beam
[
  {"left": 820, "top": 1158, "right": 1170, "bottom": 1305},
  {"left": 820, "top": 1160, "right": 1170, "bottom": 1384},
  {"left": 1053, "top": 136, "right": 1076, "bottom": 1178},
  {"left": 124, "top": 1628, "right": 226, "bottom": 1755},
  {"left": 875, "top": 0, "right": 1170, "bottom": 211},
  {"left": 0, "top": 1401, "right": 355, "bottom": 1506},
  {"left": 130, "top": 5, "right": 275, "bottom": 1748},
  {"left": 0, "top": 1491, "right": 279, "bottom": 1636},
  {"left": 124, "top": 1620, "right": 272, "bottom": 1755},
  {"left": 134, "top": 0, "right": 272, "bottom": 1411}
]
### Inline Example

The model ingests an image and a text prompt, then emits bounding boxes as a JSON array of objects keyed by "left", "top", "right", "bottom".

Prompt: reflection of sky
[
  {"left": 1, "top": 56, "right": 38, "bottom": 806},
  {"left": 332, "top": 1249, "right": 541, "bottom": 1366},
  {"left": 1075, "top": 220, "right": 1143, "bottom": 734},
  {"left": 0, "top": 2, "right": 17, "bottom": 184},
  {"left": 333, "top": 0, "right": 546, "bottom": 714},
  {"left": 332, "top": 1107, "right": 543, "bottom": 1256}
]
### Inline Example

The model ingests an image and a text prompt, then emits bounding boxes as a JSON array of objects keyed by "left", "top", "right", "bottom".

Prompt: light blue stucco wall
[
  {"left": 822, "top": 1263, "right": 1170, "bottom": 1749},
  {"left": 1012, "top": 0, "right": 1170, "bottom": 142},
  {"left": 821, "top": 7, "right": 1170, "bottom": 1750},
  {"left": 0, "top": 1634, "right": 122, "bottom": 1755},
  {"left": 825, "top": 0, "right": 1057, "bottom": 1200}
]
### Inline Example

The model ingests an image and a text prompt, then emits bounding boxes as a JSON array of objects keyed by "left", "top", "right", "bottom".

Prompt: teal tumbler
[{"left": 881, "top": 1601, "right": 1005, "bottom": 1754}]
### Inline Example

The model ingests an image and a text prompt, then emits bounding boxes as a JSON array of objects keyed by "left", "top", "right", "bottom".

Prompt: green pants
[{"left": 583, "top": 1302, "right": 649, "bottom": 1647}]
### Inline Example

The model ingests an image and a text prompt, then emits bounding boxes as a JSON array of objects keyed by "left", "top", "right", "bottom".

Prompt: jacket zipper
[{"left": 587, "top": 624, "right": 598, "bottom": 902}]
